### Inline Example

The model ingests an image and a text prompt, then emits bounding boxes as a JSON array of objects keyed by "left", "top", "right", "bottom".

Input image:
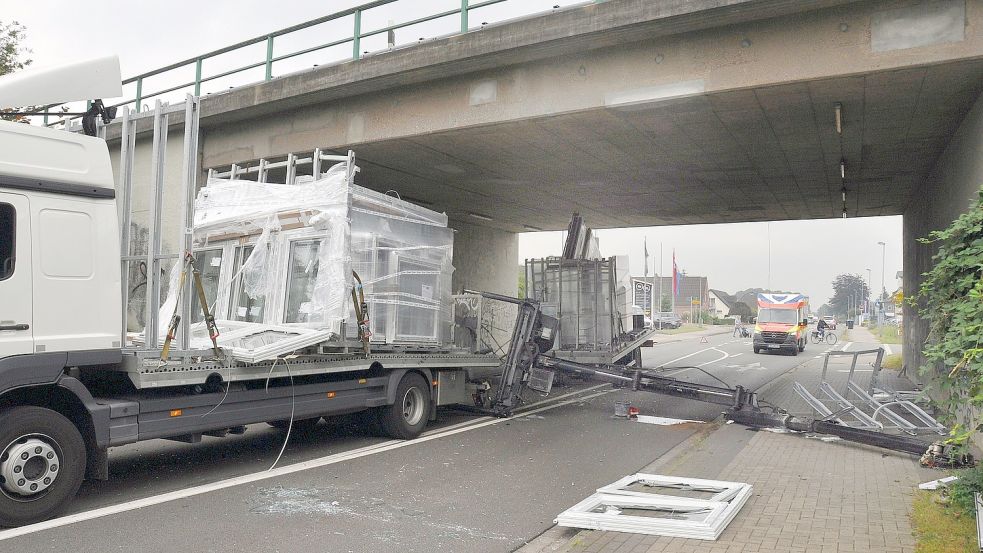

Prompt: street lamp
[
  {"left": 864, "top": 268, "right": 871, "bottom": 323},
  {"left": 877, "top": 242, "right": 886, "bottom": 324}
]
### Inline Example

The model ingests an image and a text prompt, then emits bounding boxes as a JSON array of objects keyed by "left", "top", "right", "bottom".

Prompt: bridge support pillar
[{"left": 450, "top": 220, "right": 518, "bottom": 297}]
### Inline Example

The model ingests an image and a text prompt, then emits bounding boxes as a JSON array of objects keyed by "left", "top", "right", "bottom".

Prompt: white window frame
[{"left": 556, "top": 474, "right": 752, "bottom": 541}]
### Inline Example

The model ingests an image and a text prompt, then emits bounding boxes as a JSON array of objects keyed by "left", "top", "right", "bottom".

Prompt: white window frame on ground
[
  {"left": 598, "top": 473, "right": 749, "bottom": 503},
  {"left": 556, "top": 474, "right": 752, "bottom": 541}
]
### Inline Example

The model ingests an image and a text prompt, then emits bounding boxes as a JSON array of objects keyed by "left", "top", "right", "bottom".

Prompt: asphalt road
[{"left": 0, "top": 329, "right": 845, "bottom": 552}]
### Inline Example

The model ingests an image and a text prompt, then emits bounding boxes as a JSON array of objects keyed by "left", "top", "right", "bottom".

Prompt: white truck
[{"left": 0, "top": 57, "right": 517, "bottom": 527}]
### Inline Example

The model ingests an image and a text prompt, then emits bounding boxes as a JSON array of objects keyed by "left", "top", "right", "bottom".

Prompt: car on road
[
  {"left": 822, "top": 315, "right": 837, "bottom": 330},
  {"left": 654, "top": 312, "right": 682, "bottom": 329}
]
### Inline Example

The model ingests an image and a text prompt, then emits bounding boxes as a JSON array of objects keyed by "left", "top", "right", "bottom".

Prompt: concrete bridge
[{"left": 105, "top": 0, "right": 983, "bottom": 372}]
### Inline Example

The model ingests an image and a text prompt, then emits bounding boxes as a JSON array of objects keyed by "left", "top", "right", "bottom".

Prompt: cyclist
[{"left": 816, "top": 317, "right": 829, "bottom": 340}]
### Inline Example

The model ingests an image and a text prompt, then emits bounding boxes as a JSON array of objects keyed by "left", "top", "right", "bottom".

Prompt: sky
[
  {"left": 4, "top": 0, "right": 905, "bottom": 305},
  {"left": 519, "top": 217, "right": 902, "bottom": 306}
]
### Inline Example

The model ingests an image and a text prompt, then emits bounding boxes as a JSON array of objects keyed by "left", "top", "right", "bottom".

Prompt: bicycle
[{"left": 810, "top": 329, "right": 837, "bottom": 345}]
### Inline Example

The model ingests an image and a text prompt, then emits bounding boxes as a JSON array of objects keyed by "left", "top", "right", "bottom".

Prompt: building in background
[{"left": 636, "top": 274, "right": 710, "bottom": 320}]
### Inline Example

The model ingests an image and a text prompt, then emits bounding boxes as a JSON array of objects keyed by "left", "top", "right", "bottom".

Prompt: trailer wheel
[
  {"left": 379, "top": 373, "right": 431, "bottom": 439},
  {"left": 0, "top": 406, "right": 86, "bottom": 527}
]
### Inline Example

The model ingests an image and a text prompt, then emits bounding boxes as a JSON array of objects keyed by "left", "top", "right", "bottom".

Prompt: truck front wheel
[
  {"left": 379, "top": 373, "right": 431, "bottom": 440},
  {"left": 0, "top": 406, "right": 86, "bottom": 527}
]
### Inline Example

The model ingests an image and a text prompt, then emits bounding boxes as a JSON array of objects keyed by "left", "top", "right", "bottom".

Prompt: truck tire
[
  {"left": 379, "top": 373, "right": 431, "bottom": 440},
  {"left": 0, "top": 406, "right": 86, "bottom": 527}
]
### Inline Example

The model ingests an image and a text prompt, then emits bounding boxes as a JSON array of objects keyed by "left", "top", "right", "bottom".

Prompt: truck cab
[
  {"left": 0, "top": 120, "right": 123, "bottom": 362},
  {"left": 752, "top": 293, "right": 808, "bottom": 355}
]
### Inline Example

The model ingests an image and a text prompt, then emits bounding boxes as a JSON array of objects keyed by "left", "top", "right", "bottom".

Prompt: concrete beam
[{"left": 197, "top": 0, "right": 983, "bottom": 166}]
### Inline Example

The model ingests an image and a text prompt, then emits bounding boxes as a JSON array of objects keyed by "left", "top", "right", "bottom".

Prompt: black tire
[
  {"left": 0, "top": 406, "right": 86, "bottom": 527},
  {"left": 267, "top": 417, "right": 322, "bottom": 432},
  {"left": 810, "top": 333, "right": 822, "bottom": 345},
  {"left": 379, "top": 373, "right": 431, "bottom": 439},
  {"left": 826, "top": 333, "right": 838, "bottom": 345},
  {"left": 753, "top": 347, "right": 760, "bottom": 354}
]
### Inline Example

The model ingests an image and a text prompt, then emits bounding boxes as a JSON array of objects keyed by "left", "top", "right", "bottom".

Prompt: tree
[
  {"left": 1, "top": 20, "right": 33, "bottom": 123},
  {"left": 660, "top": 294, "right": 672, "bottom": 312},
  {"left": 829, "top": 273, "right": 869, "bottom": 319},
  {"left": 729, "top": 301, "right": 754, "bottom": 320}
]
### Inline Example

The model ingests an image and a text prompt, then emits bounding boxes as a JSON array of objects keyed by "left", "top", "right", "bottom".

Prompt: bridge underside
[{"left": 350, "top": 60, "right": 983, "bottom": 231}]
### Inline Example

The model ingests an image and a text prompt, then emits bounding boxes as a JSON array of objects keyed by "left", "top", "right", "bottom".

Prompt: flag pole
[{"left": 658, "top": 242, "right": 663, "bottom": 319}]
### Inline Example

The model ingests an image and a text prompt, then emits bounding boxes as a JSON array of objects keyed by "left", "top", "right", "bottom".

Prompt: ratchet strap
[
  {"left": 351, "top": 271, "right": 371, "bottom": 355},
  {"left": 161, "top": 252, "right": 222, "bottom": 360}
]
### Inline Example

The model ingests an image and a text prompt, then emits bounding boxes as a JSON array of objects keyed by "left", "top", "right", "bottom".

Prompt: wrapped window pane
[{"left": 157, "top": 154, "right": 456, "bottom": 362}]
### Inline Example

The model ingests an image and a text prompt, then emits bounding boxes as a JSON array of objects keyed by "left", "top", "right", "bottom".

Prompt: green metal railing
[{"left": 39, "top": 0, "right": 599, "bottom": 125}]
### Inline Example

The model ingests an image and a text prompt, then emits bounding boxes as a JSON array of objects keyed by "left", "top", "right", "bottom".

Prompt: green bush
[
  {"left": 912, "top": 185, "right": 983, "bottom": 429},
  {"left": 948, "top": 465, "right": 983, "bottom": 516}
]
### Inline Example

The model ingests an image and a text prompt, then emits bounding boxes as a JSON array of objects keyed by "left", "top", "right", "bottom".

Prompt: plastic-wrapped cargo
[{"left": 158, "top": 157, "right": 455, "bottom": 362}]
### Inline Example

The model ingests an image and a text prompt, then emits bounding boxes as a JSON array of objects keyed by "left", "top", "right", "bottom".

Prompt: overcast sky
[{"left": 5, "top": 0, "right": 904, "bottom": 305}]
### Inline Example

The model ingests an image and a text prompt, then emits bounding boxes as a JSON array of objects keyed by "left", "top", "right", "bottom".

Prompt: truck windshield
[{"left": 757, "top": 308, "right": 799, "bottom": 324}]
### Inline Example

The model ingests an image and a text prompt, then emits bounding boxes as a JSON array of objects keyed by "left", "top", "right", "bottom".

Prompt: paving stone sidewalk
[{"left": 518, "top": 351, "right": 941, "bottom": 553}]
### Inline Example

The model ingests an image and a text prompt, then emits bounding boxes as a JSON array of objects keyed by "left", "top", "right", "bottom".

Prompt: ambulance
[{"left": 752, "top": 293, "right": 809, "bottom": 355}]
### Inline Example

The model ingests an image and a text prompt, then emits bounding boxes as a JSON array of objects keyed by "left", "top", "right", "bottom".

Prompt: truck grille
[{"left": 761, "top": 331, "right": 788, "bottom": 344}]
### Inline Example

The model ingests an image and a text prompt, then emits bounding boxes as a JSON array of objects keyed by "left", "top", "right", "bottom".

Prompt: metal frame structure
[
  {"left": 792, "top": 347, "right": 945, "bottom": 436},
  {"left": 524, "top": 256, "right": 655, "bottom": 364}
]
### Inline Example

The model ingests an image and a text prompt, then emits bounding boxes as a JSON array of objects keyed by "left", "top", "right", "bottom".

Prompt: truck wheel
[
  {"left": 379, "top": 373, "right": 431, "bottom": 440},
  {"left": 0, "top": 406, "right": 86, "bottom": 527}
]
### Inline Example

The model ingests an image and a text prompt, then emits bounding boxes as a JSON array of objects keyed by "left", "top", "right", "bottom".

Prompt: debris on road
[
  {"left": 633, "top": 415, "right": 703, "bottom": 426},
  {"left": 918, "top": 476, "right": 958, "bottom": 490},
  {"left": 555, "top": 474, "right": 751, "bottom": 540}
]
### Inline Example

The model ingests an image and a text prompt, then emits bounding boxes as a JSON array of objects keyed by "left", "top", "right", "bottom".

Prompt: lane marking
[
  {"left": 655, "top": 344, "right": 727, "bottom": 369},
  {"left": 664, "top": 347, "right": 732, "bottom": 376},
  {"left": 836, "top": 369, "right": 873, "bottom": 373},
  {"left": 842, "top": 342, "right": 853, "bottom": 352},
  {"left": 0, "top": 387, "right": 614, "bottom": 541},
  {"left": 882, "top": 344, "right": 893, "bottom": 355},
  {"left": 423, "top": 384, "right": 609, "bottom": 437}
]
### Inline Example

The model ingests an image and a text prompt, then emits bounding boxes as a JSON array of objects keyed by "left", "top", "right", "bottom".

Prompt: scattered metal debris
[
  {"left": 918, "top": 476, "right": 958, "bottom": 490},
  {"left": 633, "top": 415, "right": 703, "bottom": 426}
]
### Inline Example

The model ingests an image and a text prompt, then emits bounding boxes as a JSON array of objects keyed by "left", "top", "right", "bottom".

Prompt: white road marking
[
  {"left": 842, "top": 342, "right": 853, "bottom": 351},
  {"left": 664, "top": 347, "right": 732, "bottom": 376},
  {"left": 836, "top": 369, "right": 873, "bottom": 373},
  {"left": 882, "top": 344, "right": 893, "bottom": 355},
  {"left": 729, "top": 353, "right": 744, "bottom": 359},
  {"left": 0, "top": 387, "right": 614, "bottom": 541},
  {"left": 657, "top": 345, "right": 725, "bottom": 368}
]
